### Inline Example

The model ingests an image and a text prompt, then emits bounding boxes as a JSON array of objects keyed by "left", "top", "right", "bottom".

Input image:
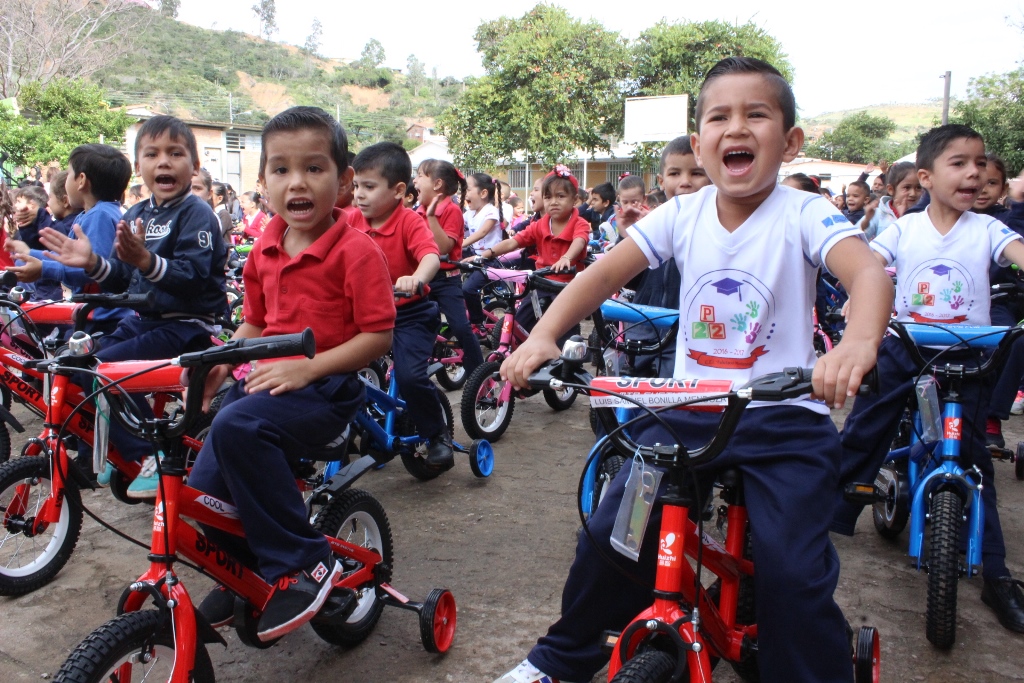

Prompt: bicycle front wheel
[
  {"left": 611, "top": 649, "right": 679, "bottom": 683},
  {"left": 926, "top": 489, "right": 962, "bottom": 649},
  {"left": 55, "top": 609, "right": 214, "bottom": 682},
  {"left": 461, "top": 361, "right": 515, "bottom": 441}
]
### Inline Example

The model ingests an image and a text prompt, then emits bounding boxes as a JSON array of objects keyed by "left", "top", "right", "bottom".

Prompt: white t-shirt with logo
[
  {"left": 627, "top": 184, "right": 864, "bottom": 413},
  {"left": 871, "top": 208, "right": 1019, "bottom": 326},
  {"left": 464, "top": 203, "right": 501, "bottom": 254}
]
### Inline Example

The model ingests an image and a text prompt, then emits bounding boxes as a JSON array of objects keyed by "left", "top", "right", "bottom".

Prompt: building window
[
  {"left": 226, "top": 132, "right": 245, "bottom": 150},
  {"left": 817, "top": 173, "right": 832, "bottom": 181},
  {"left": 607, "top": 162, "right": 642, "bottom": 183},
  {"left": 508, "top": 165, "right": 528, "bottom": 189}
]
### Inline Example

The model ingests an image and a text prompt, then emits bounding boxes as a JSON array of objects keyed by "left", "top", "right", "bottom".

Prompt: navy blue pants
[
  {"left": 92, "top": 317, "right": 212, "bottom": 463},
  {"left": 529, "top": 406, "right": 853, "bottom": 683},
  {"left": 461, "top": 260, "right": 499, "bottom": 326},
  {"left": 987, "top": 304, "right": 1024, "bottom": 419},
  {"left": 428, "top": 274, "right": 483, "bottom": 374},
  {"left": 188, "top": 373, "right": 364, "bottom": 582},
  {"left": 831, "top": 336, "right": 1008, "bottom": 578},
  {"left": 393, "top": 298, "right": 446, "bottom": 439}
]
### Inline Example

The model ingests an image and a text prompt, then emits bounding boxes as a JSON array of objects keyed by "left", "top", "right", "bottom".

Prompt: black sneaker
[
  {"left": 426, "top": 434, "right": 455, "bottom": 469},
  {"left": 257, "top": 557, "right": 342, "bottom": 640},
  {"left": 982, "top": 577, "right": 1024, "bottom": 633},
  {"left": 197, "top": 584, "right": 235, "bottom": 628}
]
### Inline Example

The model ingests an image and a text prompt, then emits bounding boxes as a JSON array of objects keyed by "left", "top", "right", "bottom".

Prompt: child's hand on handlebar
[
  {"left": 812, "top": 338, "right": 877, "bottom": 409},
  {"left": 394, "top": 275, "right": 424, "bottom": 296},
  {"left": 244, "top": 358, "right": 316, "bottom": 396},
  {"left": 551, "top": 255, "right": 573, "bottom": 273},
  {"left": 500, "top": 335, "right": 562, "bottom": 390}
]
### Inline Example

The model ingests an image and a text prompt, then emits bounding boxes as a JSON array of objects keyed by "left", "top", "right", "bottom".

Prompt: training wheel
[
  {"left": 468, "top": 440, "right": 494, "bottom": 478},
  {"left": 1016, "top": 443, "right": 1024, "bottom": 481},
  {"left": 853, "top": 625, "right": 880, "bottom": 683},
  {"left": 420, "top": 588, "right": 457, "bottom": 653}
]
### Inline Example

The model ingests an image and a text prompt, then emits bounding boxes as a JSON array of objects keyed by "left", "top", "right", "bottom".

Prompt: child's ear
[
  {"left": 916, "top": 168, "right": 932, "bottom": 191},
  {"left": 781, "top": 126, "right": 805, "bottom": 163},
  {"left": 690, "top": 132, "right": 702, "bottom": 167},
  {"left": 656, "top": 174, "right": 664, "bottom": 187},
  {"left": 393, "top": 181, "right": 407, "bottom": 200}
]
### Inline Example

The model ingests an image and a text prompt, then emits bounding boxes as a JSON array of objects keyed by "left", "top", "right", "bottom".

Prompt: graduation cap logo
[
  {"left": 929, "top": 264, "right": 953, "bottom": 280},
  {"left": 710, "top": 277, "right": 743, "bottom": 301}
]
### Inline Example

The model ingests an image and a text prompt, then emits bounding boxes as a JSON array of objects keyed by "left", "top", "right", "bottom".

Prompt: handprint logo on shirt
[{"left": 684, "top": 270, "right": 776, "bottom": 369}]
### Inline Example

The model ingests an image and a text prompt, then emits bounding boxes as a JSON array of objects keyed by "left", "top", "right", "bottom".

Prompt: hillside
[
  {"left": 93, "top": 8, "right": 463, "bottom": 145},
  {"left": 801, "top": 103, "right": 943, "bottom": 143}
]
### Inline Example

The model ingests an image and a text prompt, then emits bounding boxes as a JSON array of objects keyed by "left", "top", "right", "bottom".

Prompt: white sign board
[{"left": 623, "top": 95, "right": 689, "bottom": 143}]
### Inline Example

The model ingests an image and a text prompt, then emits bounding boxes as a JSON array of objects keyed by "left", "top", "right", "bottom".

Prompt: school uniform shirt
[
  {"left": 350, "top": 205, "right": 439, "bottom": 307},
  {"left": 243, "top": 210, "right": 268, "bottom": 239},
  {"left": 416, "top": 197, "right": 464, "bottom": 271},
  {"left": 464, "top": 203, "right": 501, "bottom": 255},
  {"left": 627, "top": 184, "right": 863, "bottom": 414},
  {"left": 244, "top": 208, "right": 395, "bottom": 355},
  {"left": 513, "top": 208, "right": 591, "bottom": 283},
  {"left": 871, "top": 208, "right": 1021, "bottom": 326}
]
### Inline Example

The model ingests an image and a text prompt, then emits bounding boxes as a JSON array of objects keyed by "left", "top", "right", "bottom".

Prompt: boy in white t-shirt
[
  {"left": 833, "top": 124, "right": 1024, "bottom": 634},
  {"left": 495, "top": 57, "right": 893, "bottom": 683}
]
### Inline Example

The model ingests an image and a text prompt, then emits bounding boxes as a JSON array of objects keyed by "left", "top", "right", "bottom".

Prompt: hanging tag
[
  {"left": 610, "top": 455, "right": 663, "bottom": 561},
  {"left": 530, "top": 289, "right": 543, "bottom": 320},
  {"left": 93, "top": 382, "right": 110, "bottom": 475},
  {"left": 603, "top": 347, "right": 620, "bottom": 376},
  {"left": 914, "top": 377, "right": 942, "bottom": 443}
]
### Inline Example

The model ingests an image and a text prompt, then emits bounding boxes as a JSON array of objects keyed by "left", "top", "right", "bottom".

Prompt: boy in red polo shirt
[
  {"left": 189, "top": 107, "right": 395, "bottom": 640},
  {"left": 350, "top": 142, "right": 453, "bottom": 468},
  {"left": 478, "top": 166, "right": 590, "bottom": 342}
]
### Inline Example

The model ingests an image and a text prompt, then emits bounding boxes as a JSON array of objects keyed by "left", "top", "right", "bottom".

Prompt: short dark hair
[
  {"left": 784, "top": 173, "right": 819, "bottom": 193},
  {"left": 847, "top": 180, "right": 870, "bottom": 195},
  {"left": 352, "top": 142, "right": 411, "bottom": 188},
  {"left": 695, "top": 57, "right": 796, "bottom": 132},
  {"left": 14, "top": 186, "right": 47, "bottom": 207},
  {"left": 916, "top": 124, "right": 984, "bottom": 172},
  {"left": 67, "top": 144, "right": 132, "bottom": 202},
  {"left": 660, "top": 136, "right": 694, "bottom": 171},
  {"left": 618, "top": 175, "right": 646, "bottom": 195},
  {"left": 591, "top": 182, "right": 615, "bottom": 204},
  {"left": 128, "top": 184, "right": 144, "bottom": 200},
  {"left": 260, "top": 106, "right": 348, "bottom": 177},
  {"left": 135, "top": 115, "right": 199, "bottom": 165},
  {"left": 49, "top": 170, "right": 69, "bottom": 203}
]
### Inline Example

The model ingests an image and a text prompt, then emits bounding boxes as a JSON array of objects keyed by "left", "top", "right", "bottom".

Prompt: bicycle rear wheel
[
  {"left": 55, "top": 609, "right": 214, "bottom": 683},
  {"left": 926, "top": 489, "right": 962, "bottom": 649},
  {"left": 398, "top": 391, "right": 454, "bottom": 481}
]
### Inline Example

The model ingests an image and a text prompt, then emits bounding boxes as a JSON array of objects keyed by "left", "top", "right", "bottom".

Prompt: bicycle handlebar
[
  {"left": 887, "top": 321, "right": 1024, "bottom": 380},
  {"left": 69, "top": 291, "right": 155, "bottom": 309}
]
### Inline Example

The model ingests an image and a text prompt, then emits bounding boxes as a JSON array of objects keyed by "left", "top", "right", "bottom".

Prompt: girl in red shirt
[{"left": 240, "top": 191, "right": 268, "bottom": 240}]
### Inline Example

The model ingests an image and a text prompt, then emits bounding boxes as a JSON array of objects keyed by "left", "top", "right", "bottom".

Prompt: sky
[{"left": 177, "top": 0, "right": 1023, "bottom": 118}]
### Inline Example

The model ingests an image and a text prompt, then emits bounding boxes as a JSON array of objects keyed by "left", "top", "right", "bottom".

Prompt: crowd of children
[{"left": 5, "top": 53, "right": 1024, "bottom": 681}]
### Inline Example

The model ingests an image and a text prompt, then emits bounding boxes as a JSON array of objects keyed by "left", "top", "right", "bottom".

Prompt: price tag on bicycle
[{"left": 610, "top": 452, "right": 662, "bottom": 561}]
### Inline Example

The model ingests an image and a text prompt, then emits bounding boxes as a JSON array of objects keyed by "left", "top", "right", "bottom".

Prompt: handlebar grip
[
  {"left": 70, "top": 291, "right": 155, "bottom": 310},
  {"left": 1, "top": 271, "right": 19, "bottom": 289},
  {"left": 178, "top": 329, "right": 316, "bottom": 368}
]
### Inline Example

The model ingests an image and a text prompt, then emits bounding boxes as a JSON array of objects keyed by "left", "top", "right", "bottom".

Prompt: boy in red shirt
[
  {"left": 479, "top": 166, "right": 590, "bottom": 343},
  {"left": 188, "top": 107, "right": 395, "bottom": 640},
  {"left": 350, "top": 142, "right": 452, "bottom": 468}
]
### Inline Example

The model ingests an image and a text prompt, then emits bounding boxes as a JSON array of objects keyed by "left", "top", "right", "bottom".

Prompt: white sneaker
[
  {"left": 1012, "top": 391, "right": 1024, "bottom": 416},
  {"left": 493, "top": 659, "right": 577, "bottom": 683}
]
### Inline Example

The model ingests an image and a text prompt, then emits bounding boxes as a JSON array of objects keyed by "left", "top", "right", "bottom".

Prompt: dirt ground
[{"left": 3, "top": 383, "right": 1024, "bottom": 682}]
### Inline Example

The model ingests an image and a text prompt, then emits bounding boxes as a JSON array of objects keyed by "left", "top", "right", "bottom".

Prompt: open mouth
[
  {"left": 287, "top": 199, "right": 315, "bottom": 218},
  {"left": 722, "top": 150, "right": 755, "bottom": 175},
  {"left": 154, "top": 174, "right": 177, "bottom": 191},
  {"left": 956, "top": 187, "right": 978, "bottom": 201}
]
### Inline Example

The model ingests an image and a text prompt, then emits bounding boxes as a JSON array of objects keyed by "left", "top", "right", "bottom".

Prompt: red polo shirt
[
  {"left": 243, "top": 209, "right": 395, "bottom": 354},
  {"left": 416, "top": 197, "right": 464, "bottom": 270},
  {"left": 513, "top": 208, "right": 591, "bottom": 282},
  {"left": 351, "top": 205, "right": 439, "bottom": 306}
]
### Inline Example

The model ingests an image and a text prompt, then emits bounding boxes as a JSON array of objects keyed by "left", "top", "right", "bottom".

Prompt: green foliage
[
  {"left": 0, "top": 79, "right": 133, "bottom": 166},
  {"left": 952, "top": 68, "right": 1024, "bottom": 175},
  {"left": 251, "top": 0, "right": 277, "bottom": 40},
  {"left": 439, "top": 4, "right": 628, "bottom": 169},
  {"left": 159, "top": 0, "right": 180, "bottom": 18},
  {"left": 359, "top": 39, "right": 386, "bottom": 69},
  {"left": 805, "top": 111, "right": 909, "bottom": 164},
  {"left": 630, "top": 20, "right": 792, "bottom": 126}
]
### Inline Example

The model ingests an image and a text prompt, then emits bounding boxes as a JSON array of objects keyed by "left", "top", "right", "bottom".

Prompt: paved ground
[{"left": 2, "top": 383, "right": 1024, "bottom": 682}]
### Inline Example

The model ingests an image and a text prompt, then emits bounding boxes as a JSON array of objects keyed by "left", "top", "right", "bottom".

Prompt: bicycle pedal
[
  {"left": 843, "top": 483, "right": 884, "bottom": 505},
  {"left": 988, "top": 445, "right": 1013, "bottom": 460},
  {"left": 311, "top": 588, "right": 357, "bottom": 624}
]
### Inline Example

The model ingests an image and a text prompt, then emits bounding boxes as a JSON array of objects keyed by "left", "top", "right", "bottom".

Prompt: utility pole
[
  {"left": 941, "top": 71, "right": 951, "bottom": 125},
  {"left": 229, "top": 92, "right": 233, "bottom": 123}
]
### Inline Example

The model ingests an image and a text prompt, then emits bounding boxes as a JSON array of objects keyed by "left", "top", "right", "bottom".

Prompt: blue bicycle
[{"left": 849, "top": 320, "right": 1024, "bottom": 649}]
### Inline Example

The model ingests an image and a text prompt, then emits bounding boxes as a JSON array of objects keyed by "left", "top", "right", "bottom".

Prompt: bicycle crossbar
[
  {"left": 20, "top": 301, "right": 86, "bottom": 325},
  {"left": 485, "top": 268, "right": 528, "bottom": 283},
  {"left": 599, "top": 300, "right": 679, "bottom": 329},
  {"left": 589, "top": 377, "right": 732, "bottom": 411},
  {"left": 899, "top": 323, "right": 1009, "bottom": 348},
  {"left": 96, "top": 360, "right": 187, "bottom": 393}
]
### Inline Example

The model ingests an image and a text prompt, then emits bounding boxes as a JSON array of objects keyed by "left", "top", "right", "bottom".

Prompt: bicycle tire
[
  {"left": 433, "top": 329, "right": 467, "bottom": 391},
  {"left": 0, "top": 455, "right": 83, "bottom": 595},
  {"left": 357, "top": 359, "right": 387, "bottom": 390},
  {"left": 54, "top": 609, "right": 214, "bottom": 683},
  {"left": 311, "top": 489, "right": 394, "bottom": 647},
  {"left": 0, "top": 384, "right": 11, "bottom": 464},
  {"left": 926, "top": 489, "right": 962, "bottom": 649},
  {"left": 397, "top": 391, "right": 454, "bottom": 481},
  {"left": 460, "top": 361, "right": 514, "bottom": 441},
  {"left": 610, "top": 649, "right": 678, "bottom": 683},
  {"left": 543, "top": 385, "right": 578, "bottom": 411},
  {"left": 589, "top": 454, "right": 624, "bottom": 517},
  {"left": 872, "top": 461, "right": 909, "bottom": 540}
]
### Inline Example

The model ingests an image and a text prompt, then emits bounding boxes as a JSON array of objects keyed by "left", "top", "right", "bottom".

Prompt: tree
[
  {"left": 629, "top": 20, "right": 792, "bottom": 127},
  {"left": 805, "top": 111, "right": 901, "bottom": 164},
  {"left": 0, "top": 78, "right": 134, "bottom": 166},
  {"left": 251, "top": 0, "right": 277, "bottom": 40},
  {"left": 407, "top": 54, "right": 425, "bottom": 95},
  {"left": 303, "top": 17, "right": 322, "bottom": 58},
  {"left": 359, "top": 39, "right": 385, "bottom": 69},
  {"left": 438, "top": 4, "right": 628, "bottom": 169},
  {"left": 953, "top": 68, "right": 1024, "bottom": 175},
  {"left": 159, "top": 0, "right": 180, "bottom": 18},
  {"left": 0, "top": 0, "right": 150, "bottom": 98}
]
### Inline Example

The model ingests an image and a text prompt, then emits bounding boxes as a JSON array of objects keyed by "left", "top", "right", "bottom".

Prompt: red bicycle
[
  {"left": 51, "top": 329, "right": 456, "bottom": 682},
  {"left": 527, "top": 347, "right": 880, "bottom": 682}
]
